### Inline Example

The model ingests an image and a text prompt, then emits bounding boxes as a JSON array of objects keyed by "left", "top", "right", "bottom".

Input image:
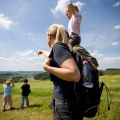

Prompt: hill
[
  {"left": 0, "top": 71, "right": 42, "bottom": 83},
  {"left": 0, "top": 68, "right": 120, "bottom": 83},
  {"left": 100, "top": 68, "right": 120, "bottom": 75}
]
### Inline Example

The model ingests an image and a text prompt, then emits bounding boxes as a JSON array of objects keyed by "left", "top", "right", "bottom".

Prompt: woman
[{"left": 38, "top": 24, "right": 83, "bottom": 120}]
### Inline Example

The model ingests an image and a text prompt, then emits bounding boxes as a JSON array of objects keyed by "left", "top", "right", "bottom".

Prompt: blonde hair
[
  {"left": 66, "top": 3, "right": 76, "bottom": 15},
  {"left": 47, "top": 24, "right": 69, "bottom": 47},
  {"left": 6, "top": 80, "right": 11, "bottom": 86}
]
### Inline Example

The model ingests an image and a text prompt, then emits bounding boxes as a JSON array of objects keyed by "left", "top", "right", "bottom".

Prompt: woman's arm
[
  {"left": 11, "top": 81, "right": 15, "bottom": 87},
  {"left": 43, "top": 58, "right": 80, "bottom": 82}
]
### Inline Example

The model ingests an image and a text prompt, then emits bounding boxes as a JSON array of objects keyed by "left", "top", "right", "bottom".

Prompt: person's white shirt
[{"left": 68, "top": 11, "right": 82, "bottom": 36}]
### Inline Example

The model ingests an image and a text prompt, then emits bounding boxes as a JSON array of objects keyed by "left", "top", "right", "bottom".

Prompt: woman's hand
[
  {"left": 43, "top": 58, "right": 52, "bottom": 71},
  {"left": 38, "top": 50, "right": 43, "bottom": 55},
  {"left": 38, "top": 50, "right": 50, "bottom": 58}
]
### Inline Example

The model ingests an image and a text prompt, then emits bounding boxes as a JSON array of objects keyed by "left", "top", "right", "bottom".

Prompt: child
[
  {"left": 3, "top": 80, "right": 15, "bottom": 111},
  {"left": 65, "top": 3, "right": 98, "bottom": 69},
  {"left": 66, "top": 3, "right": 82, "bottom": 46},
  {"left": 20, "top": 79, "right": 31, "bottom": 109}
]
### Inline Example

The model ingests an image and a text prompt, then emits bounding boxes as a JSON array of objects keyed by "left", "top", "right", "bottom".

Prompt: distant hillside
[
  {"left": 0, "top": 71, "right": 41, "bottom": 76},
  {"left": 0, "top": 68, "right": 120, "bottom": 83},
  {"left": 102, "top": 68, "right": 120, "bottom": 75},
  {"left": 0, "top": 71, "right": 42, "bottom": 83},
  {"left": 33, "top": 72, "right": 50, "bottom": 80}
]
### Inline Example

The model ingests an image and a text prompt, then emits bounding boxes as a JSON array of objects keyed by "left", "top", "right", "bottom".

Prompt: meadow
[{"left": 0, "top": 75, "right": 120, "bottom": 120}]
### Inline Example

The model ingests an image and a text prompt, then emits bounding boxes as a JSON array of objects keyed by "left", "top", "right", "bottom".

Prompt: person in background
[
  {"left": 3, "top": 80, "right": 15, "bottom": 111},
  {"left": 38, "top": 24, "right": 83, "bottom": 120},
  {"left": 20, "top": 79, "right": 31, "bottom": 109}
]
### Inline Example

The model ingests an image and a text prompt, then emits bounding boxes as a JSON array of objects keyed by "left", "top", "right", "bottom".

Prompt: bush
[
  {"left": 12, "top": 76, "right": 25, "bottom": 82},
  {"left": 34, "top": 72, "right": 50, "bottom": 80},
  {"left": 98, "top": 70, "right": 104, "bottom": 76}
]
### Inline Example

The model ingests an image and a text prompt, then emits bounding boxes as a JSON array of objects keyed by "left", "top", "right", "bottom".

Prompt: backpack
[{"left": 71, "top": 45, "right": 112, "bottom": 118}]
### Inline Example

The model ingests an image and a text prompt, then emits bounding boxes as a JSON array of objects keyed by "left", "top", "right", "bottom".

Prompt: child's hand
[{"left": 10, "top": 80, "right": 13, "bottom": 83}]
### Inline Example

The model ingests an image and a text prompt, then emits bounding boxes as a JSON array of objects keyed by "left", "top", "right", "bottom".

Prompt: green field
[{"left": 0, "top": 75, "right": 120, "bottom": 120}]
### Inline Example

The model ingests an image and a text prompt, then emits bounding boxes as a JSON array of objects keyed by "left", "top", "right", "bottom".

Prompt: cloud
[
  {"left": 0, "top": 13, "right": 14, "bottom": 30},
  {"left": 15, "top": 50, "right": 36, "bottom": 58},
  {"left": 0, "top": 50, "right": 45, "bottom": 71},
  {"left": 0, "top": 49, "right": 120, "bottom": 71},
  {"left": 51, "top": 0, "right": 84, "bottom": 16},
  {"left": 73, "top": 1, "right": 84, "bottom": 11},
  {"left": 112, "top": 1, "right": 120, "bottom": 7},
  {"left": 100, "top": 56, "right": 120, "bottom": 69},
  {"left": 89, "top": 50, "right": 120, "bottom": 69},
  {"left": 111, "top": 41, "right": 119, "bottom": 46},
  {"left": 51, "top": 0, "right": 70, "bottom": 15},
  {"left": 105, "top": 56, "right": 120, "bottom": 61},
  {"left": 27, "top": 32, "right": 41, "bottom": 42},
  {"left": 114, "top": 25, "right": 120, "bottom": 30},
  {"left": 81, "top": 32, "right": 110, "bottom": 50}
]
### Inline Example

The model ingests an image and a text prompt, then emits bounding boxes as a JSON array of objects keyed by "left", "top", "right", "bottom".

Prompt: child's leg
[
  {"left": 69, "top": 35, "right": 81, "bottom": 46},
  {"left": 8, "top": 95, "right": 12, "bottom": 109},
  {"left": 72, "top": 45, "right": 91, "bottom": 57},
  {"left": 25, "top": 96, "right": 29, "bottom": 107},
  {"left": 3, "top": 96, "right": 7, "bottom": 111},
  {"left": 21, "top": 96, "right": 25, "bottom": 109}
]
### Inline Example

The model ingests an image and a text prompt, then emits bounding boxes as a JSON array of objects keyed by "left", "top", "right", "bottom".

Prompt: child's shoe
[
  {"left": 10, "top": 107, "right": 15, "bottom": 110},
  {"left": 2, "top": 109, "right": 6, "bottom": 112}
]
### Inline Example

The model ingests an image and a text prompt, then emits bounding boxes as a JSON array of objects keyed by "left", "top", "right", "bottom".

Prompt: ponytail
[
  {"left": 56, "top": 25, "right": 68, "bottom": 44},
  {"left": 47, "top": 24, "right": 69, "bottom": 47}
]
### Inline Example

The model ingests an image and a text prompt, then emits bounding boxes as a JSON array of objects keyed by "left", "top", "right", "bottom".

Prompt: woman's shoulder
[
  {"left": 53, "top": 42, "right": 70, "bottom": 54},
  {"left": 53, "top": 42, "right": 69, "bottom": 49}
]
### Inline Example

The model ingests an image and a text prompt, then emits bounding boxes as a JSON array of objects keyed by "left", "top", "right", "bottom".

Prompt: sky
[{"left": 0, "top": 0, "right": 120, "bottom": 71}]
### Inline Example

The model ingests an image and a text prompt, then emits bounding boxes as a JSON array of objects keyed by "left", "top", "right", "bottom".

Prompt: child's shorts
[{"left": 3, "top": 95, "right": 12, "bottom": 104}]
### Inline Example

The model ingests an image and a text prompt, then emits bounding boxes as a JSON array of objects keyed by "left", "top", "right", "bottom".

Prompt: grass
[
  {"left": 0, "top": 80, "right": 53, "bottom": 120},
  {"left": 0, "top": 75, "right": 120, "bottom": 120}
]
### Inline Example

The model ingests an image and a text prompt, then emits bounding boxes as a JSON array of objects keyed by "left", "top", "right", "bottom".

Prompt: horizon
[{"left": 0, "top": 67, "right": 120, "bottom": 72}]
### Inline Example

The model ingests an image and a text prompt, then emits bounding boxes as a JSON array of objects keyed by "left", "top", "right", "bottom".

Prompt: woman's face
[
  {"left": 47, "top": 34, "right": 51, "bottom": 47},
  {"left": 66, "top": 10, "right": 72, "bottom": 19}
]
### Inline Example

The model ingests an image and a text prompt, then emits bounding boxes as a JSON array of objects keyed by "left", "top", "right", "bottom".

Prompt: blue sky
[{"left": 0, "top": 0, "right": 120, "bottom": 71}]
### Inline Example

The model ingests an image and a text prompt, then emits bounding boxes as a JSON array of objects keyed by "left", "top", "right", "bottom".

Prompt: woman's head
[{"left": 47, "top": 24, "right": 69, "bottom": 48}]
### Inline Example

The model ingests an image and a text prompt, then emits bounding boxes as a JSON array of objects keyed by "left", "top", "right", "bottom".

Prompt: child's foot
[
  {"left": 2, "top": 109, "right": 6, "bottom": 112},
  {"left": 10, "top": 107, "right": 15, "bottom": 110}
]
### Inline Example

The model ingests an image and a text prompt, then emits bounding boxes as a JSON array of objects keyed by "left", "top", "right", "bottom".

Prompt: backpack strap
[{"left": 103, "top": 82, "right": 112, "bottom": 111}]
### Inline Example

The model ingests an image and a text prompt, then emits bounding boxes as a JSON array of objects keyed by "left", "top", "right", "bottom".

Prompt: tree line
[{"left": 0, "top": 69, "right": 120, "bottom": 83}]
